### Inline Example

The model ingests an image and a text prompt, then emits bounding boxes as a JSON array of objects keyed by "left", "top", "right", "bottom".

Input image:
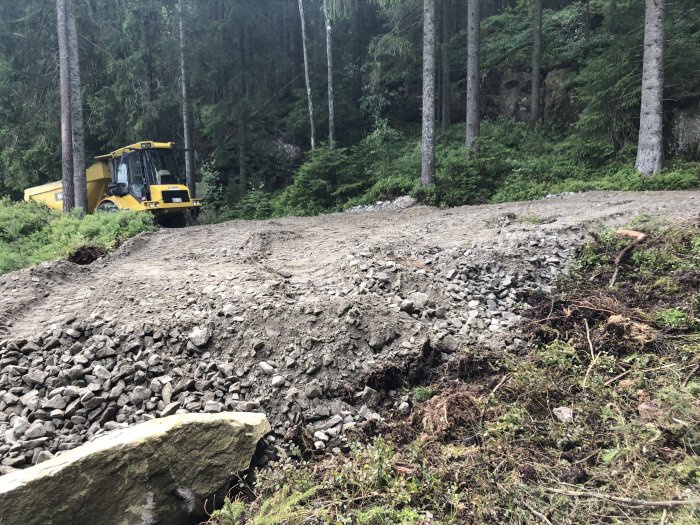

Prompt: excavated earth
[{"left": 1, "top": 191, "right": 699, "bottom": 472}]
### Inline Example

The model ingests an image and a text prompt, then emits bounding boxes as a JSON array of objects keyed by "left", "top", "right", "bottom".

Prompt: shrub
[
  {"left": 279, "top": 146, "right": 364, "bottom": 216},
  {"left": 0, "top": 198, "right": 157, "bottom": 275}
]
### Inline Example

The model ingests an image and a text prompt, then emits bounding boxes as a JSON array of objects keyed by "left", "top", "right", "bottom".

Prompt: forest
[{"left": 0, "top": 0, "right": 699, "bottom": 219}]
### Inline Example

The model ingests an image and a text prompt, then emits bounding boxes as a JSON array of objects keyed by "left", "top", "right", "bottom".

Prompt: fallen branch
[
  {"left": 609, "top": 229, "right": 648, "bottom": 287},
  {"left": 682, "top": 362, "right": 699, "bottom": 388},
  {"left": 544, "top": 487, "right": 700, "bottom": 508},
  {"left": 521, "top": 500, "right": 554, "bottom": 525},
  {"left": 604, "top": 363, "right": 678, "bottom": 386},
  {"left": 582, "top": 319, "right": 599, "bottom": 387}
]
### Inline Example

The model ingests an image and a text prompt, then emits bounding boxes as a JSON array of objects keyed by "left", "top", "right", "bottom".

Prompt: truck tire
[{"left": 96, "top": 200, "right": 119, "bottom": 212}]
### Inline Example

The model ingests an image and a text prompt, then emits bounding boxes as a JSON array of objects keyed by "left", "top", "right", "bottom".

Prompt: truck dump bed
[{"left": 24, "top": 162, "right": 111, "bottom": 213}]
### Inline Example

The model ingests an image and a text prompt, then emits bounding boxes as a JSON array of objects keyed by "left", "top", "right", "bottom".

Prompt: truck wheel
[
  {"left": 160, "top": 212, "right": 189, "bottom": 228},
  {"left": 96, "top": 201, "right": 118, "bottom": 212}
]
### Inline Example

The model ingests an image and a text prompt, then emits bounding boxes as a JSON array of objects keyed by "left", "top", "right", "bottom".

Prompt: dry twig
[
  {"left": 544, "top": 487, "right": 700, "bottom": 508},
  {"left": 609, "top": 229, "right": 648, "bottom": 287}
]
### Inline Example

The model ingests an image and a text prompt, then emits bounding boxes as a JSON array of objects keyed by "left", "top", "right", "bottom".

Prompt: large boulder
[{"left": 0, "top": 412, "right": 270, "bottom": 525}]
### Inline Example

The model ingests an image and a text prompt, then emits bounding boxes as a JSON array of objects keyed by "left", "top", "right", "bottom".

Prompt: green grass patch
[{"left": 0, "top": 198, "right": 157, "bottom": 275}]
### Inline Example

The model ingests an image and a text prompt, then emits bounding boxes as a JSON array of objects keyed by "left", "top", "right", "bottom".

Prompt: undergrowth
[
  {"left": 201, "top": 119, "right": 700, "bottom": 221},
  {"left": 205, "top": 219, "right": 700, "bottom": 524},
  {"left": 0, "top": 198, "right": 157, "bottom": 275}
]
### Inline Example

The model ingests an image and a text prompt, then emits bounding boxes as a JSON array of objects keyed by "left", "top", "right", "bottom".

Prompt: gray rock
[
  {"left": 161, "top": 402, "right": 181, "bottom": 417},
  {"left": 129, "top": 386, "right": 151, "bottom": 406},
  {"left": 203, "top": 401, "right": 223, "bottom": 413},
  {"left": 188, "top": 327, "right": 211, "bottom": 348},
  {"left": 23, "top": 369, "right": 47, "bottom": 387},
  {"left": 23, "top": 422, "right": 48, "bottom": 440},
  {"left": 0, "top": 413, "right": 270, "bottom": 525},
  {"left": 410, "top": 292, "right": 429, "bottom": 310},
  {"left": 258, "top": 362, "right": 275, "bottom": 375}
]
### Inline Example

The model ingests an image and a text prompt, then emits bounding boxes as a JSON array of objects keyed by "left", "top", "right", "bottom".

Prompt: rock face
[
  {"left": 671, "top": 106, "right": 700, "bottom": 160},
  {"left": 0, "top": 412, "right": 270, "bottom": 525}
]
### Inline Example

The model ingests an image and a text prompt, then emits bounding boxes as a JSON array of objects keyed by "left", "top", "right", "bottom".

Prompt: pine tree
[
  {"left": 323, "top": 0, "right": 336, "bottom": 147},
  {"left": 530, "top": 0, "right": 543, "bottom": 124},
  {"left": 636, "top": 0, "right": 665, "bottom": 175},
  {"left": 56, "top": 0, "right": 74, "bottom": 212},
  {"left": 465, "top": 0, "right": 480, "bottom": 150},
  {"left": 66, "top": 0, "right": 86, "bottom": 211},
  {"left": 298, "top": 0, "right": 316, "bottom": 150},
  {"left": 421, "top": 0, "right": 435, "bottom": 186},
  {"left": 178, "top": 0, "right": 196, "bottom": 196}
]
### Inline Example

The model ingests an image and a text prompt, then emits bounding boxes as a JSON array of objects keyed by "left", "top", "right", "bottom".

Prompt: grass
[
  {"left": 0, "top": 198, "right": 158, "bottom": 275},
  {"left": 205, "top": 220, "right": 700, "bottom": 525}
]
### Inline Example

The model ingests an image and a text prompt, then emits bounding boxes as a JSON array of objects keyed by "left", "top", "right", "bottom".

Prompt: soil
[
  {"left": 1, "top": 190, "right": 699, "bottom": 469},
  {"left": 2, "top": 191, "right": 698, "bottom": 339}
]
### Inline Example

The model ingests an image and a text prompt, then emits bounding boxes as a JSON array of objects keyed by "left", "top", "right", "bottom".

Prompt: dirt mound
[{"left": 0, "top": 191, "right": 699, "bottom": 471}]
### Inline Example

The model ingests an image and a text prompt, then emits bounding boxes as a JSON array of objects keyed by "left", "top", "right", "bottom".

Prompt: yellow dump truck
[{"left": 24, "top": 141, "right": 202, "bottom": 224}]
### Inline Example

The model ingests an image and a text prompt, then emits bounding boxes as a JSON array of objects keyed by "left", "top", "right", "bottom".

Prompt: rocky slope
[{"left": 1, "top": 191, "right": 698, "bottom": 472}]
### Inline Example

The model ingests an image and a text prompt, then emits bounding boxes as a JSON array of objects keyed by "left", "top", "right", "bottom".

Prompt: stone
[
  {"left": 410, "top": 292, "right": 429, "bottom": 310},
  {"left": 23, "top": 369, "right": 47, "bottom": 387},
  {"left": 130, "top": 386, "right": 151, "bottom": 406},
  {"left": 399, "top": 299, "right": 414, "bottom": 313},
  {"left": 161, "top": 402, "right": 181, "bottom": 417},
  {"left": 0, "top": 412, "right": 270, "bottom": 525},
  {"left": 368, "top": 328, "right": 396, "bottom": 351},
  {"left": 553, "top": 406, "right": 574, "bottom": 424},
  {"left": 23, "top": 422, "right": 48, "bottom": 440},
  {"left": 271, "top": 375, "right": 285, "bottom": 388},
  {"left": 258, "top": 362, "right": 274, "bottom": 375},
  {"left": 203, "top": 401, "right": 224, "bottom": 413},
  {"left": 188, "top": 327, "right": 211, "bottom": 348}
]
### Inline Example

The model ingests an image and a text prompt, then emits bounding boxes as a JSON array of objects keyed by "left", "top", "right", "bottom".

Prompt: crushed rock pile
[{"left": 0, "top": 228, "right": 579, "bottom": 473}]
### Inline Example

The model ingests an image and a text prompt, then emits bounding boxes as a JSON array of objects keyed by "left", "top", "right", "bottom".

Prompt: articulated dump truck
[{"left": 24, "top": 141, "right": 202, "bottom": 225}]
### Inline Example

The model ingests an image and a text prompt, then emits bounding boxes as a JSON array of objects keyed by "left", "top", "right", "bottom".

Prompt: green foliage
[
  {"left": 655, "top": 308, "right": 688, "bottom": 330},
  {"left": 208, "top": 498, "right": 246, "bottom": 525},
  {"left": 0, "top": 198, "right": 157, "bottom": 275},
  {"left": 279, "top": 146, "right": 365, "bottom": 216},
  {"left": 412, "top": 386, "right": 433, "bottom": 404}
]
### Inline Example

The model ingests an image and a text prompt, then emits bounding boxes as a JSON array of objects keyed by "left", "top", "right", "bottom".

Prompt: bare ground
[
  {"left": 2, "top": 191, "right": 698, "bottom": 339},
  {"left": 1, "top": 191, "right": 699, "bottom": 472}
]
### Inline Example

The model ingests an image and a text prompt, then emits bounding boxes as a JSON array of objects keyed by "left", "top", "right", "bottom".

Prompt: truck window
[{"left": 127, "top": 154, "right": 145, "bottom": 200}]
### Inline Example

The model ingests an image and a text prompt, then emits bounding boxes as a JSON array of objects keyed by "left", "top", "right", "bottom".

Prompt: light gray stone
[{"left": 0, "top": 412, "right": 270, "bottom": 525}]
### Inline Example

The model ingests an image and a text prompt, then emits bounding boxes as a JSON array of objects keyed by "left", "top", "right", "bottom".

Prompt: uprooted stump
[
  {"left": 68, "top": 245, "right": 109, "bottom": 265},
  {"left": 0, "top": 412, "right": 270, "bottom": 525}
]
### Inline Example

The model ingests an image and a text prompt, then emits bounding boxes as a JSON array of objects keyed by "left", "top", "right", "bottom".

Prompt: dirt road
[{"left": 1, "top": 191, "right": 698, "bottom": 339}]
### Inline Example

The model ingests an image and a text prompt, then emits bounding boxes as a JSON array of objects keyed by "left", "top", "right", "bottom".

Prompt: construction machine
[{"left": 24, "top": 141, "right": 202, "bottom": 224}]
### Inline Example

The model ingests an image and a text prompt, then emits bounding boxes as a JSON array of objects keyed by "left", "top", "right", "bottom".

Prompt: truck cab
[{"left": 97, "top": 141, "right": 202, "bottom": 220}]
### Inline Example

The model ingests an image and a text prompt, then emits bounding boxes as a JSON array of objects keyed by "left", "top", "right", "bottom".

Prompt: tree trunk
[
  {"left": 66, "top": 0, "right": 86, "bottom": 212},
  {"left": 440, "top": 0, "right": 451, "bottom": 132},
  {"left": 298, "top": 0, "right": 316, "bottom": 150},
  {"left": 636, "top": 0, "right": 665, "bottom": 175},
  {"left": 56, "top": 0, "right": 74, "bottom": 212},
  {"left": 322, "top": 0, "right": 335, "bottom": 147},
  {"left": 421, "top": 0, "right": 436, "bottom": 186},
  {"left": 178, "top": 0, "right": 196, "bottom": 197},
  {"left": 530, "top": 0, "right": 542, "bottom": 124},
  {"left": 465, "top": 0, "right": 480, "bottom": 150}
]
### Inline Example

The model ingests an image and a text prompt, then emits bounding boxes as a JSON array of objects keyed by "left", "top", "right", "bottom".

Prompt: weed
[
  {"left": 412, "top": 386, "right": 433, "bottom": 404},
  {"left": 656, "top": 308, "right": 688, "bottom": 329}
]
